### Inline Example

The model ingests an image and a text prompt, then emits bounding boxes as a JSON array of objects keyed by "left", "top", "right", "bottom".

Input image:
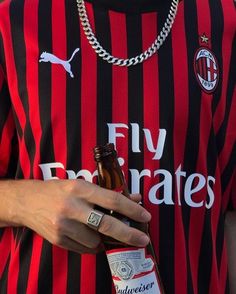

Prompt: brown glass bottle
[{"left": 94, "top": 143, "right": 165, "bottom": 294}]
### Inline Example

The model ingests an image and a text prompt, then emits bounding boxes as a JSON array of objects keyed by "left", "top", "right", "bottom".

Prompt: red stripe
[
  {"left": 196, "top": 60, "right": 201, "bottom": 78},
  {"left": 213, "top": 0, "right": 236, "bottom": 133},
  {"left": 209, "top": 0, "right": 236, "bottom": 293},
  {"left": 0, "top": 1, "right": 31, "bottom": 179},
  {"left": 0, "top": 2, "right": 26, "bottom": 132},
  {"left": 109, "top": 11, "right": 128, "bottom": 185},
  {"left": 52, "top": 246, "right": 68, "bottom": 294},
  {"left": 218, "top": 87, "right": 236, "bottom": 172},
  {"left": 18, "top": 138, "right": 31, "bottom": 178},
  {"left": 209, "top": 169, "right": 222, "bottom": 293},
  {"left": 221, "top": 171, "right": 235, "bottom": 213},
  {"left": 110, "top": 10, "right": 129, "bottom": 294},
  {"left": 141, "top": 11, "right": 160, "bottom": 259},
  {"left": 172, "top": 2, "right": 188, "bottom": 293},
  {"left": 7, "top": 231, "right": 20, "bottom": 294},
  {"left": 219, "top": 85, "right": 236, "bottom": 207},
  {"left": 0, "top": 228, "right": 12, "bottom": 277},
  {"left": 80, "top": 3, "right": 97, "bottom": 294},
  {"left": 51, "top": 1, "right": 68, "bottom": 293},
  {"left": 26, "top": 234, "right": 43, "bottom": 294},
  {"left": 202, "top": 57, "right": 207, "bottom": 81},
  {"left": 0, "top": 110, "right": 15, "bottom": 176},
  {"left": 51, "top": 0, "right": 67, "bottom": 180},
  {"left": 24, "top": 0, "right": 42, "bottom": 179},
  {"left": 196, "top": 0, "right": 211, "bottom": 47},
  {"left": 189, "top": 2, "right": 220, "bottom": 293},
  {"left": 80, "top": 1, "right": 97, "bottom": 181}
]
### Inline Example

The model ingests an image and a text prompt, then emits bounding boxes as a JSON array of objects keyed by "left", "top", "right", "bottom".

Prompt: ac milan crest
[{"left": 194, "top": 47, "right": 219, "bottom": 94}]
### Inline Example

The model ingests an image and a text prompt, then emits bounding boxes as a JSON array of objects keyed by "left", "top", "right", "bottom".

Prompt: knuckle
[
  {"left": 122, "top": 228, "right": 137, "bottom": 245},
  {"left": 52, "top": 234, "right": 66, "bottom": 247},
  {"left": 51, "top": 215, "right": 65, "bottom": 233},
  {"left": 124, "top": 233, "right": 135, "bottom": 245},
  {"left": 62, "top": 179, "right": 78, "bottom": 194},
  {"left": 99, "top": 218, "right": 114, "bottom": 235},
  {"left": 109, "top": 192, "right": 122, "bottom": 209}
]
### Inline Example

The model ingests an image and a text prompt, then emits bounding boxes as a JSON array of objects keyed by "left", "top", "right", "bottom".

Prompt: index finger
[{"left": 84, "top": 183, "right": 152, "bottom": 223}]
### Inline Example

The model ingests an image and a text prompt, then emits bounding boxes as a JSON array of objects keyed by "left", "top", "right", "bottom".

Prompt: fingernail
[
  {"left": 139, "top": 235, "right": 150, "bottom": 246},
  {"left": 141, "top": 211, "right": 152, "bottom": 222}
]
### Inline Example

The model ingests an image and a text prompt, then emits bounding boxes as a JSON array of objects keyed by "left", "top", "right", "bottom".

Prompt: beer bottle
[{"left": 94, "top": 143, "right": 165, "bottom": 294}]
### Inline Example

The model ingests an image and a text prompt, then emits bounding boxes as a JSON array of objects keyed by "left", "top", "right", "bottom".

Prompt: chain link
[{"left": 76, "top": 0, "right": 179, "bottom": 67}]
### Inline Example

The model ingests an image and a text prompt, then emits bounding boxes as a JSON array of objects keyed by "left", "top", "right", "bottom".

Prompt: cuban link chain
[{"left": 76, "top": 0, "right": 179, "bottom": 66}]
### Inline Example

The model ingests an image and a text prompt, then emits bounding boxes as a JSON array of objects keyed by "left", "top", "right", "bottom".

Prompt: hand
[{"left": 14, "top": 180, "right": 151, "bottom": 254}]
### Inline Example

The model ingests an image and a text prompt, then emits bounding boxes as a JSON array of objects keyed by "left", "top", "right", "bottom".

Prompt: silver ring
[{"left": 87, "top": 210, "right": 104, "bottom": 231}]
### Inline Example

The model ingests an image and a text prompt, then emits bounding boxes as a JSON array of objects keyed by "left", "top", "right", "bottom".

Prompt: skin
[
  {"left": 0, "top": 179, "right": 151, "bottom": 254},
  {"left": 0, "top": 179, "right": 235, "bottom": 293}
]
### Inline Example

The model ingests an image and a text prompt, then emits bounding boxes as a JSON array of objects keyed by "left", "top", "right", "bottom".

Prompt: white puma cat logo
[{"left": 39, "top": 48, "right": 80, "bottom": 78}]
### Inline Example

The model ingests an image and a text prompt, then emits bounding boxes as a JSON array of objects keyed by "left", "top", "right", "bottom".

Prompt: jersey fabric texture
[{"left": 0, "top": 0, "right": 235, "bottom": 293}]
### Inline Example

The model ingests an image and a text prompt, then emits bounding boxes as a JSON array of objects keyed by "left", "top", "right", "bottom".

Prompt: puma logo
[{"left": 39, "top": 48, "right": 80, "bottom": 78}]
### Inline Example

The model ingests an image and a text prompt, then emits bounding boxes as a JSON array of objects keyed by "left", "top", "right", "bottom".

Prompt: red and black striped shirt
[{"left": 0, "top": 0, "right": 235, "bottom": 293}]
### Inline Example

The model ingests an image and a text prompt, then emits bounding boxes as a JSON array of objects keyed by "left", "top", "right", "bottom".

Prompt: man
[{"left": 0, "top": 0, "right": 235, "bottom": 293}]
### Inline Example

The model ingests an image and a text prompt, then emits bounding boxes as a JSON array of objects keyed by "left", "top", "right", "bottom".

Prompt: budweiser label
[{"left": 106, "top": 248, "right": 161, "bottom": 294}]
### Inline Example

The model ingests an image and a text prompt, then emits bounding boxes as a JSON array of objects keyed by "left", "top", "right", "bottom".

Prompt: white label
[
  {"left": 106, "top": 248, "right": 161, "bottom": 294},
  {"left": 114, "top": 271, "right": 160, "bottom": 294}
]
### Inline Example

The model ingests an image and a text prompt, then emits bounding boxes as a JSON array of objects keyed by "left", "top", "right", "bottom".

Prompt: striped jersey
[{"left": 0, "top": 0, "right": 235, "bottom": 293}]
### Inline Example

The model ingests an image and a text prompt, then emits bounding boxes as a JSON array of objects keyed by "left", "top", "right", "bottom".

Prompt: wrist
[{"left": 0, "top": 180, "right": 37, "bottom": 227}]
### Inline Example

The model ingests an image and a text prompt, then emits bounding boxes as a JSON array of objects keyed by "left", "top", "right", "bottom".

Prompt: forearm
[
  {"left": 225, "top": 211, "right": 236, "bottom": 294},
  {"left": 0, "top": 179, "right": 33, "bottom": 227}
]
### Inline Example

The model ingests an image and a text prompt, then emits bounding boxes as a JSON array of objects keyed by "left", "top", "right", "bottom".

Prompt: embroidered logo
[
  {"left": 194, "top": 47, "right": 219, "bottom": 94},
  {"left": 39, "top": 48, "right": 80, "bottom": 78},
  {"left": 199, "top": 33, "right": 209, "bottom": 44}
]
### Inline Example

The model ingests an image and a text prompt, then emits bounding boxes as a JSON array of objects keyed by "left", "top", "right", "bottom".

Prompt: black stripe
[
  {"left": 221, "top": 143, "right": 236, "bottom": 195},
  {"left": 216, "top": 212, "right": 225, "bottom": 279},
  {"left": 0, "top": 78, "right": 19, "bottom": 179},
  {"left": 38, "top": 240, "right": 53, "bottom": 294},
  {"left": 0, "top": 82, "right": 11, "bottom": 136},
  {"left": 183, "top": 0, "right": 202, "bottom": 292},
  {"left": 157, "top": 4, "right": 175, "bottom": 293},
  {"left": 206, "top": 3, "right": 233, "bottom": 292},
  {"left": 65, "top": 1, "right": 82, "bottom": 292},
  {"left": 86, "top": 0, "right": 168, "bottom": 14},
  {"left": 0, "top": 254, "right": 10, "bottom": 294},
  {"left": 65, "top": 0, "right": 82, "bottom": 172},
  {"left": 38, "top": 0, "right": 55, "bottom": 165},
  {"left": 93, "top": 6, "right": 113, "bottom": 293},
  {"left": 197, "top": 126, "right": 216, "bottom": 293},
  {"left": 215, "top": 34, "right": 236, "bottom": 154},
  {"left": 11, "top": 107, "right": 24, "bottom": 179},
  {"left": 94, "top": 5, "right": 112, "bottom": 146},
  {"left": 96, "top": 253, "right": 111, "bottom": 294},
  {"left": 209, "top": 0, "right": 224, "bottom": 115},
  {"left": 67, "top": 252, "right": 81, "bottom": 294},
  {"left": 17, "top": 230, "right": 33, "bottom": 294},
  {"left": 10, "top": 0, "right": 36, "bottom": 179},
  {"left": 38, "top": 0, "right": 53, "bottom": 292},
  {"left": 225, "top": 275, "right": 230, "bottom": 294},
  {"left": 197, "top": 213, "right": 213, "bottom": 294},
  {"left": 0, "top": 32, "right": 6, "bottom": 73},
  {"left": 126, "top": 13, "right": 144, "bottom": 194},
  {"left": 0, "top": 228, "right": 3, "bottom": 241},
  {"left": 6, "top": 131, "right": 18, "bottom": 178}
]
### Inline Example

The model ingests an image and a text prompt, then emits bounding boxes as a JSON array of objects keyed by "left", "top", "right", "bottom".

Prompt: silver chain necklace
[{"left": 76, "top": 0, "right": 179, "bottom": 67}]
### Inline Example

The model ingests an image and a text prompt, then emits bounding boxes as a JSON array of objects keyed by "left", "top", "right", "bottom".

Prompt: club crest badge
[{"left": 194, "top": 47, "right": 219, "bottom": 94}]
